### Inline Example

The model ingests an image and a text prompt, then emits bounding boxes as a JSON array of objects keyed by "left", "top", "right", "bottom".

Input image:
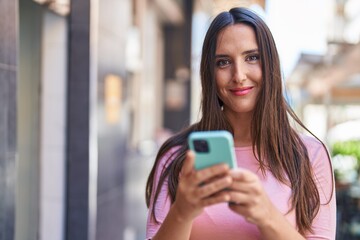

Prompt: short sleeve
[
  {"left": 304, "top": 138, "right": 337, "bottom": 240},
  {"left": 146, "top": 148, "right": 179, "bottom": 239}
]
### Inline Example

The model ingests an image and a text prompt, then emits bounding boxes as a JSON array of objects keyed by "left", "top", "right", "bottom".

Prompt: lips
[{"left": 229, "top": 86, "right": 254, "bottom": 96}]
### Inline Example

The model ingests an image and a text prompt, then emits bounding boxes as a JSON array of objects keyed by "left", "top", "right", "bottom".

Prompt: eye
[
  {"left": 216, "top": 59, "right": 231, "bottom": 68},
  {"left": 245, "top": 54, "right": 260, "bottom": 63}
]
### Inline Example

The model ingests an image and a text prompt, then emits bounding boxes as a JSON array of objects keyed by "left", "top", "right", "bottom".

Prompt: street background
[{"left": 0, "top": 0, "right": 359, "bottom": 240}]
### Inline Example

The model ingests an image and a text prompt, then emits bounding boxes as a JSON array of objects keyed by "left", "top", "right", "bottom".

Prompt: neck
[{"left": 223, "top": 109, "right": 253, "bottom": 147}]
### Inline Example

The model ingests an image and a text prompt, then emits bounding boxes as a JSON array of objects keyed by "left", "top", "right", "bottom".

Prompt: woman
[{"left": 145, "top": 7, "right": 336, "bottom": 240}]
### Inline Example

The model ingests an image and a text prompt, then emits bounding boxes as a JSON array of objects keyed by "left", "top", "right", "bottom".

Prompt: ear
[{"left": 217, "top": 96, "right": 224, "bottom": 107}]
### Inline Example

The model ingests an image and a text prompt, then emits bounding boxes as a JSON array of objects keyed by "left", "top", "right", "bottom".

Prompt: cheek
[
  {"left": 215, "top": 73, "right": 227, "bottom": 99},
  {"left": 254, "top": 67, "right": 262, "bottom": 84},
  {"left": 215, "top": 70, "right": 231, "bottom": 87}
]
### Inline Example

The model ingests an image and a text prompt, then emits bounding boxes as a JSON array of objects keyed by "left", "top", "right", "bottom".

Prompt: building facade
[{"left": 0, "top": 0, "right": 193, "bottom": 239}]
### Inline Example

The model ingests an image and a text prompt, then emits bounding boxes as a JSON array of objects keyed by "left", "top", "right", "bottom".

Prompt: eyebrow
[{"left": 215, "top": 49, "right": 259, "bottom": 58}]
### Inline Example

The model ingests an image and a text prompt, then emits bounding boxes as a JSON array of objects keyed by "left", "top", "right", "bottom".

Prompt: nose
[{"left": 232, "top": 61, "right": 246, "bottom": 83}]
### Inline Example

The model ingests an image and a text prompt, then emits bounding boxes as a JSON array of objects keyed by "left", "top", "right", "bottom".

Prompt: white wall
[{"left": 39, "top": 10, "right": 67, "bottom": 240}]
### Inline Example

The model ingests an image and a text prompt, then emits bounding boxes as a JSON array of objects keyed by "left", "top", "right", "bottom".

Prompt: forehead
[{"left": 216, "top": 23, "right": 258, "bottom": 52}]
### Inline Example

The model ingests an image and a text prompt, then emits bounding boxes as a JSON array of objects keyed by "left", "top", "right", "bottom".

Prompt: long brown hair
[{"left": 146, "top": 7, "right": 333, "bottom": 235}]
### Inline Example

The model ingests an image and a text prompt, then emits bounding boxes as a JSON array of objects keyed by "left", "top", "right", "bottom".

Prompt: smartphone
[{"left": 188, "top": 130, "right": 237, "bottom": 170}]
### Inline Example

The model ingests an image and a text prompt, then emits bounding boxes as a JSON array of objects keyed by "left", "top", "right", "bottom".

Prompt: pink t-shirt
[{"left": 146, "top": 135, "right": 336, "bottom": 239}]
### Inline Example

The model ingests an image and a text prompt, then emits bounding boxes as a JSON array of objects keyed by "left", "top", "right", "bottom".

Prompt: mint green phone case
[{"left": 188, "top": 130, "right": 237, "bottom": 170}]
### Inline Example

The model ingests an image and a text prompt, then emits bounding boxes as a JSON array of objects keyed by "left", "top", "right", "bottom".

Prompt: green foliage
[{"left": 332, "top": 140, "right": 360, "bottom": 161}]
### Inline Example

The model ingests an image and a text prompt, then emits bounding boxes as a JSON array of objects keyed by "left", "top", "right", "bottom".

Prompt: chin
[{"left": 226, "top": 107, "right": 254, "bottom": 114}]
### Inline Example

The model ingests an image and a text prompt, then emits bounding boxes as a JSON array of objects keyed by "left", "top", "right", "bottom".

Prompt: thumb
[{"left": 181, "top": 150, "right": 195, "bottom": 177}]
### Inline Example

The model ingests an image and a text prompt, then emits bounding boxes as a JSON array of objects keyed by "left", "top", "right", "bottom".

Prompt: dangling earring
[{"left": 217, "top": 96, "right": 224, "bottom": 111}]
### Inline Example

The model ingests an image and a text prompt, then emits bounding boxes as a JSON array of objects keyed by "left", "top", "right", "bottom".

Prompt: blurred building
[
  {"left": 0, "top": 0, "right": 193, "bottom": 240},
  {"left": 286, "top": 0, "right": 360, "bottom": 143}
]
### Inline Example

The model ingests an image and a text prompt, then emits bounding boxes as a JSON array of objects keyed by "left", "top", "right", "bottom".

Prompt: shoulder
[
  {"left": 299, "top": 134, "right": 329, "bottom": 162},
  {"left": 299, "top": 133, "right": 325, "bottom": 150},
  {"left": 298, "top": 134, "right": 333, "bottom": 182},
  {"left": 157, "top": 146, "right": 182, "bottom": 172}
]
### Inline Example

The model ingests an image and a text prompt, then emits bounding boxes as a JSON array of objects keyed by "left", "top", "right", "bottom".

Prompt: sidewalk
[{"left": 123, "top": 150, "right": 156, "bottom": 240}]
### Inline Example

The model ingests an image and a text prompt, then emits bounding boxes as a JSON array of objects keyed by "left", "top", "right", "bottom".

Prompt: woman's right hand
[{"left": 171, "top": 150, "right": 233, "bottom": 223}]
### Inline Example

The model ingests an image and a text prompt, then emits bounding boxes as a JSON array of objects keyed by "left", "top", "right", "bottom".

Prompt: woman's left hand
[{"left": 227, "top": 169, "right": 276, "bottom": 228}]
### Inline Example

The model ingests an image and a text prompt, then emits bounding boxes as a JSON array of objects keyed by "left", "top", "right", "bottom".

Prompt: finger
[
  {"left": 228, "top": 201, "right": 247, "bottom": 211},
  {"left": 196, "top": 176, "right": 232, "bottom": 199},
  {"left": 228, "top": 191, "right": 250, "bottom": 205},
  {"left": 231, "top": 178, "right": 264, "bottom": 197},
  {"left": 229, "top": 180, "right": 251, "bottom": 192},
  {"left": 181, "top": 151, "right": 195, "bottom": 177},
  {"left": 195, "top": 164, "right": 230, "bottom": 185},
  {"left": 230, "top": 169, "right": 257, "bottom": 182},
  {"left": 201, "top": 191, "right": 231, "bottom": 207},
  {"left": 228, "top": 203, "right": 255, "bottom": 223}
]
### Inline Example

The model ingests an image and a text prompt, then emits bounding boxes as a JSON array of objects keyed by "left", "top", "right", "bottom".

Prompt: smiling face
[{"left": 215, "top": 23, "right": 262, "bottom": 118}]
